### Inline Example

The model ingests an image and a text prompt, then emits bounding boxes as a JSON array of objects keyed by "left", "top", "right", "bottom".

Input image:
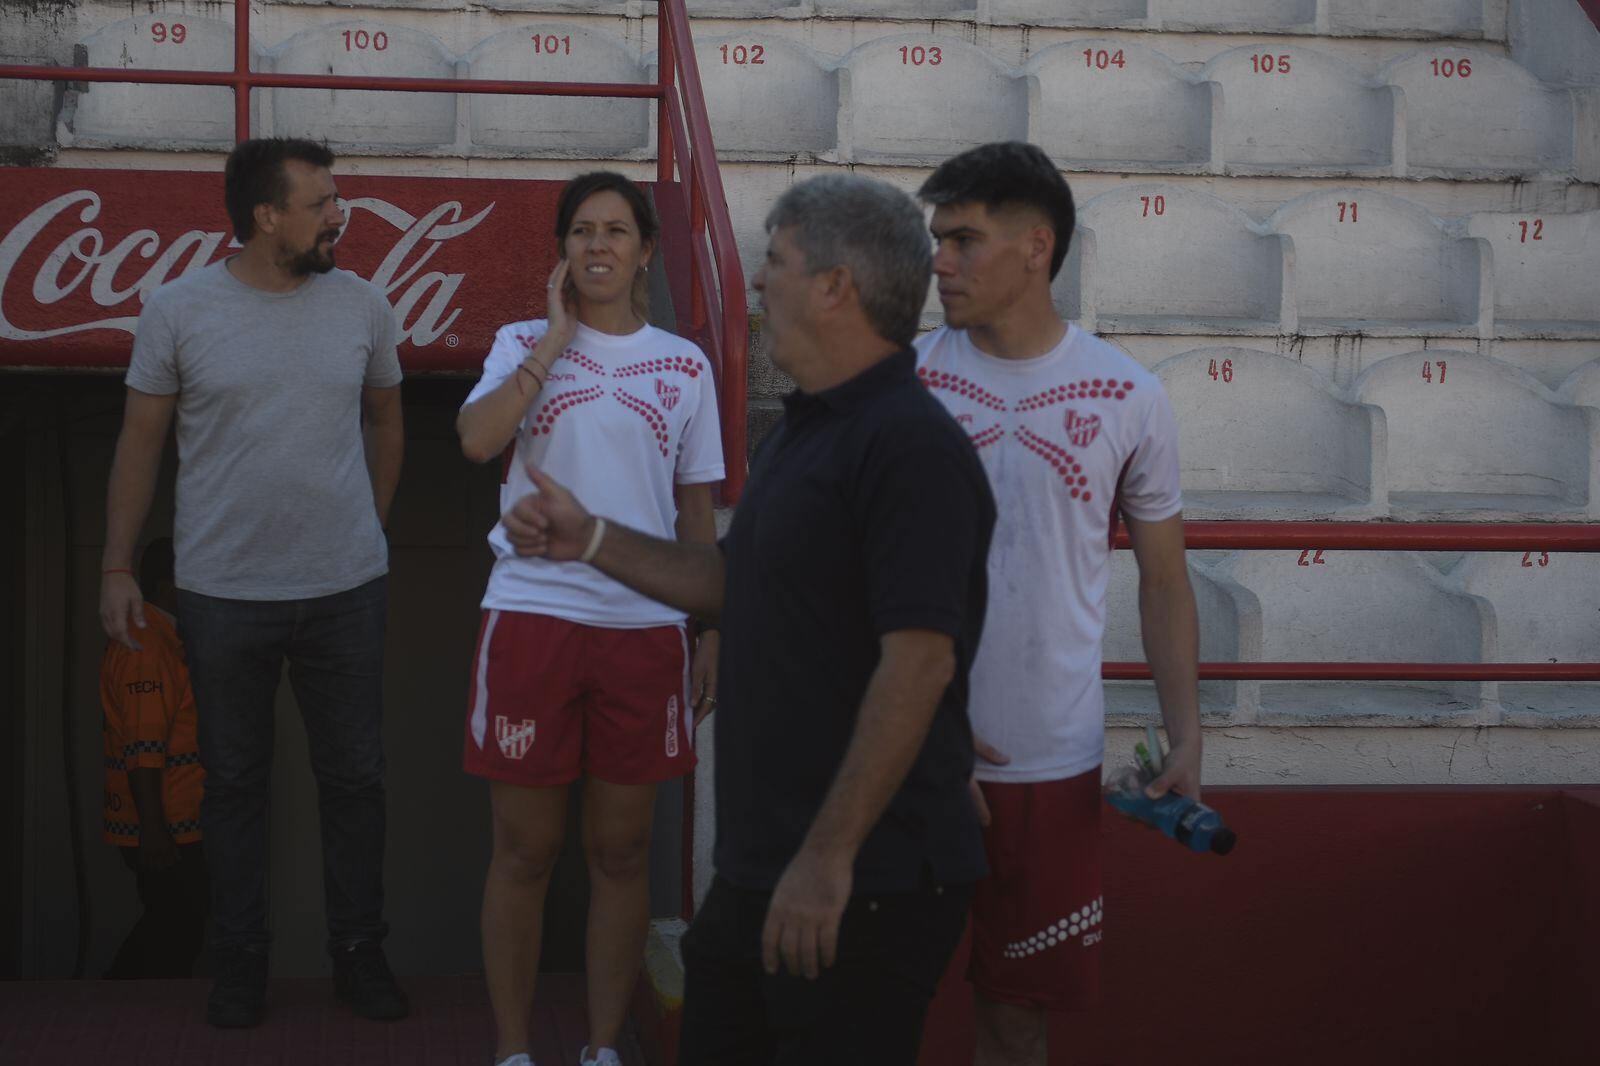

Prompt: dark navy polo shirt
[{"left": 713, "top": 348, "right": 996, "bottom": 893}]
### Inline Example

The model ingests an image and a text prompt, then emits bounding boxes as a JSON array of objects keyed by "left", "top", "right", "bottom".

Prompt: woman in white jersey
[{"left": 456, "top": 172, "right": 725, "bottom": 1066}]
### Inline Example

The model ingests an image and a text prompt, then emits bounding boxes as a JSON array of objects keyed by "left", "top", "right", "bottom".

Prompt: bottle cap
[{"left": 1210, "top": 828, "right": 1237, "bottom": 856}]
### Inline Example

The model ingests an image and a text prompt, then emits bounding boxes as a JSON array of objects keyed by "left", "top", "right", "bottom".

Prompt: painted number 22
[{"left": 1297, "top": 549, "right": 1326, "bottom": 566}]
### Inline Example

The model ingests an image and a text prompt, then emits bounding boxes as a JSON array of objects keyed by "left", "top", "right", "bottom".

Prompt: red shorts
[
  {"left": 462, "top": 610, "right": 696, "bottom": 787},
  {"left": 968, "top": 767, "right": 1104, "bottom": 1012}
]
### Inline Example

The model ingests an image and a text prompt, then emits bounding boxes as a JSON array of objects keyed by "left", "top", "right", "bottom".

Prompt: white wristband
[{"left": 579, "top": 517, "right": 607, "bottom": 564}]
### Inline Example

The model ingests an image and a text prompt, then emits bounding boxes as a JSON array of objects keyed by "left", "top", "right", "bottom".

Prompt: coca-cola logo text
[{"left": 0, "top": 169, "right": 565, "bottom": 371}]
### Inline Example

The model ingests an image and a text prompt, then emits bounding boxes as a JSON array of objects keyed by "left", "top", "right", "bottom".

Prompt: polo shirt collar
[{"left": 784, "top": 348, "right": 916, "bottom": 417}]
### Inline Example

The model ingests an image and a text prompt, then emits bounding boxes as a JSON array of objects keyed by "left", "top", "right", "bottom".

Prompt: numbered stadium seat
[
  {"left": 270, "top": 23, "right": 456, "bottom": 149},
  {"left": 1156, "top": 348, "right": 1380, "bottom": 517},
  {"left": 1026, "top": 41, "right": 1210, "bottom": 168},
  {"left": 64, "top": 16, "right": 253, "bottom": 148},
  {"left": 1103, "top": 552, "right": 1242, "bottom": 722},
  {"left": 1354, "top": 352, "right": 1591, "bottom": 516},
  {"left": 685, "top": 0, "right": 801, "bottom": 14},
  {"left": 1220, "top": 551, "right": 1485, "bottom": 725},
  {"left": 1064, "top": 186, "right": 1288, "bottom": 334},
  {"left": 1271, "top": 190, "right": 1483, "bottom": 334},
  {"left": 1561, "top": 359, "right": 1600, "bottom": 410},
  {"left": 1453, "top": 552, "right": 1600, "bottom": 724},
  {"left": 1326, "top": 0, "right": 1490, "bottom": 39},
  {"left": 1467, "top": 210, "right": 1600, "bottom": 338},
  {"left": 467, "top": 24, "right": 648, "bottom": 154},
  {"left": 840, "top": 37, "right": 1026, "bottom": 162},
  {"left": 1383, "top": 50, "right": 1572, "bottom": 176},
  {"left": 1204, "top": 46, "right": 1395, "bottom": 172},
  {"left": 687, "top": 36, "right": 837, "bottom": 155}
]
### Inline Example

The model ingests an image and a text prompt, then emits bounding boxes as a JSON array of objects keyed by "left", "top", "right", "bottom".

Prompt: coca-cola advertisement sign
[{"left": 0, "top": 168, "right": 565, "bottom": 372}]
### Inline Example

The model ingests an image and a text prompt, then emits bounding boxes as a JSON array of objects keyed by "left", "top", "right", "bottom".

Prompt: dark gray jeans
[{"left": 178, "top": 575, "right": 390, "bottom": 955}]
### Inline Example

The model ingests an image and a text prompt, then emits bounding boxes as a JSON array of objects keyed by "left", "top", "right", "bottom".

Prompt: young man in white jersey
[{"left": 914, "top": 141, "right": 1204, "bottom": 1065}]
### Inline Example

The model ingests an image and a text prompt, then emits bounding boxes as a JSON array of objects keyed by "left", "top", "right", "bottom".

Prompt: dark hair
[
  {"left": 554, "top": 171, "right": 659, "bottom": 250},
  {"left": 918, "top": 141, "right": 1077, "bottom": 279},
  {"left": 554, "top": 172, "right": 660, "bottom": 320},
  {"left": 139, "top": 536, "right": 175, "bottom": 593},
  {"left": 224, "top": 138, "right": 336, "bottom": 242}
]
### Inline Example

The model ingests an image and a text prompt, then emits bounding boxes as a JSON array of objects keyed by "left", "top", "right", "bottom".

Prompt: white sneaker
[
  {"left": 579, "top": 1047, "right": 622, "bottom": 1066},
  {"left": 495, "top": 1055, "right": 534, "bottom": 1066}
]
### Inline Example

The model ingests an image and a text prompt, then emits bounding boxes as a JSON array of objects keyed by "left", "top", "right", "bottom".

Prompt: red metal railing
[
  {"left": 0, "top": 0, "right": 749, "bottom": 502},
  {"left": 1106, "top": 521, "right": 1600, "bottom": 681}
]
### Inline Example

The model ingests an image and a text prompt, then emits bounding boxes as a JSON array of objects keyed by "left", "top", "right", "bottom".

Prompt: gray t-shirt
[{"left": 126, "top": 260, "right": 403, "bottom": 600}]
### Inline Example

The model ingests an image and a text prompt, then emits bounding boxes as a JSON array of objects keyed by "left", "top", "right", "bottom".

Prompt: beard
[{"left": 287, "top": 232, "right": 339, "bottom": 277}]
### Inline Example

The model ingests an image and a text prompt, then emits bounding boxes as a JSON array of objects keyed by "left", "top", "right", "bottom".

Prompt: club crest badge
[{"left": 1064, "top": 409, "right": 1102, "bottom": 448}]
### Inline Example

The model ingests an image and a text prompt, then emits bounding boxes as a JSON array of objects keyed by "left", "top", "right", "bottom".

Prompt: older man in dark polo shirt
[{"left": 502, "top": 173, "right": 996, "bottom": 1065}]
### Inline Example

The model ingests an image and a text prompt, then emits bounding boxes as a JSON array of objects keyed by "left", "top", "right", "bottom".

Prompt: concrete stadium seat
[
  {"left": 687, "top": 0, "right": 803, "bottom": 14},
  {"left": 1204, "top": 46, "right": 1395, "bottom": 173},
  {"left": 1154, "top": 348, "right": 1381, "bottom": 518},
  {"left": 1454, "top": 553, "right": 1600, "bottom": 725},
  {"left": 1062, "top": 186, "right": 1288, "bottom": 334},
  {"left": 1561, "top": 359, "right": 1600, "bottom": 410},
  {"left": 64, "top": 16, "right": 252, "bottom": 147},
  {"left": 1383, "top": 51, "right": 1572, "bottom": 176},
  {"left": 1327, "top": 0, "right": 1489, "bottom": 39},
  {"left": 1220, "top": 551, "right": 1485, "bottom": 725},
  {"left": 270, "top": 24, "right": 456, "bottom": 149},
  {"left": 688, "top": 36, "right": 836, "bottom": 155},
  {"left": 990, "top": 0, "right": 1149, "bottom": 28},
  {"left": 467, "top": 24, "right": 648, "bottom": 154},
  {"left": 1103, "top": 553, "right": 1242, "bottom": 722},
  {"left": 839, "top": 37, "right": 1025, "bottom": 162},
  {"left": 815, "top": 0, "right": 975, "bottom": 17},
  {"left": 1162, "top": 0, "right": 1316, "bottom": 33},
  {"left": 1026, "top": 41, "right": 1211, "bottom": 168},
  {"left": 1271, "top": 190, "right": 1484, "bottom": 335},
  {"left": 1467, "top": 210, "right": 1600, "bottom": 339},
  {"left": 1354, "top": 352, "right": 1592, "bottom": 516}
]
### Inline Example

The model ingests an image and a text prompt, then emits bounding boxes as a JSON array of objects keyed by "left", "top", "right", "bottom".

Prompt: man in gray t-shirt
[{"left": 99, "top": 138, "right": 407, "bottom": 1030}]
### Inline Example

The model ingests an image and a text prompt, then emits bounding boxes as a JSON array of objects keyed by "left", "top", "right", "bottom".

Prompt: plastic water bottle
[{"left": 1104, "top": 765, "right": 1237, "bottom": 856}]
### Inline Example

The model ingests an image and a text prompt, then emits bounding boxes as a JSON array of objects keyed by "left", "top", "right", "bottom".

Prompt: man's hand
[
  {"left": 503, "top": 465, "right": 596, "bottom": 560},
  {"left": 100, "top": 571, "right": 147, "bottom": 651},
  {"left": 691, "top": 630, "right": 719, "bottom": 728},
  {"left": 139, "top": 826, "right": 180, "bottom": 872},
  {"left": 1144, "top": 737, "right": 1202, "bottom": 802},
  {"left": 969, "top": 734, "right": 1009, "bottom": 827},
  {"left": 761, "top": 844, "right": 853, "bottom": 980}
]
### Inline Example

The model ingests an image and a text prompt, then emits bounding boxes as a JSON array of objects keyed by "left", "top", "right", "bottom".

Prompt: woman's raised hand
[{"left": 545, "top": 258, "right": 579, "bottom": 349}]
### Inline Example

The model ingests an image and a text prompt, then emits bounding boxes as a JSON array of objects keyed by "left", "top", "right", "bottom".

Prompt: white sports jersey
[
  {"left": 915, "top": 324, "right": 1183, "bottom": 782},
  {"left": 465, "top": 319, "right": 725, "bottom": 627}
]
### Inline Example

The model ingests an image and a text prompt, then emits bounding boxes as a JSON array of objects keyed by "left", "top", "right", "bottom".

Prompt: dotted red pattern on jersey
[
  {"left": 1016, "top": 377, "right": 1137, "bottom": 412},
  {"left": 616, "top": 355, "right": 703, "bottom": 380},
  {"left": 614, "top": 388, "right": 672, "bottom": 457},
  {"left": 917, "top": 366, "right": 1008, "bottom": 412},
  {"left": 1016, "top": 426, "right": 1093, "bottom": 502},
  {"left": 531, "top": 386, "right": 604, "bottom": 436},
  {"left": 969, "top": 424, "right": 1005, "bottom": 450},
  {"left": 564, "top": 350, "right": 607, "bottom": 376}
]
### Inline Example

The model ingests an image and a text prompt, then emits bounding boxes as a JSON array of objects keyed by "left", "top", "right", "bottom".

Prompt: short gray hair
[{"left": 765, "top": 175, "right": 931, "bottom": 347}]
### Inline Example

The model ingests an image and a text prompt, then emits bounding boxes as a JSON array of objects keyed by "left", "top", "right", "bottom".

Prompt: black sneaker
[
  {"left": 332, "top": 942, "right": 409, "bottom": 1021},
  {"left": 206, "top": 948, "right": 268, "bottom": 1028}
]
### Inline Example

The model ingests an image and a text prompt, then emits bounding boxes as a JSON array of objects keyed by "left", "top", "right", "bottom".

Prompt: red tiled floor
[{"left": 0, "top": 975, "right": 646, "bottom": 1066}]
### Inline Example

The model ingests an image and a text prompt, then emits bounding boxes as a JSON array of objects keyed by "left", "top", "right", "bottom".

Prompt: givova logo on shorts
[{"left": 665, "top": 695, "right": 680, "bottom": 758}]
